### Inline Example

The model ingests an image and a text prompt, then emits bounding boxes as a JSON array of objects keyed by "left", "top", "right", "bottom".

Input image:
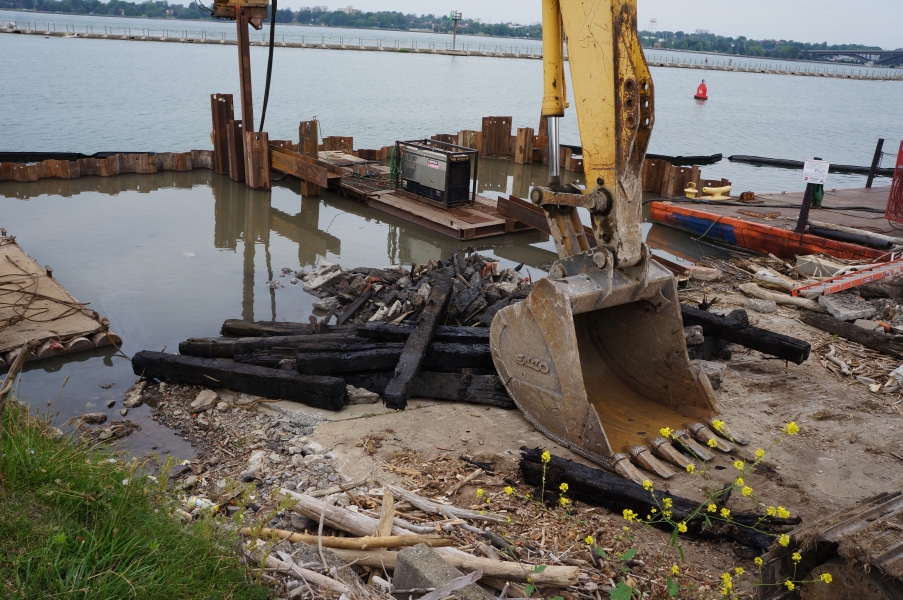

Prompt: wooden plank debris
[{"left": 383, "top": 278, "right": 454, "bottom": 409}]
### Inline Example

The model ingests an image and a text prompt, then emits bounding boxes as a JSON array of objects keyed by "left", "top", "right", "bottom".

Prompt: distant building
[{"left": 339, "top": 6, "right": 360, "bottom": 14}]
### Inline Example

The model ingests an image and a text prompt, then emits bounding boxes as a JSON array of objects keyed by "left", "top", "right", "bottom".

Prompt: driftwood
[
  {"left": 519, "top": 448, "right": 800, "bottom": 552},
  {"left": 295, "top": 343, "right": 492, "bottom": 376},
  {"left": 131, "top": 352, "right": 346, "bottom": 410},
  {"left": 384, "top": 279, "right": 454, "bottom": 409},
  {"left": 258, "top": 552, "right": 350, "bottom": 594},
  {"left": 383, "top": 483, "right": 507, "bottom": 523},
  {"left": 739, "top": 283, "right": 827, "bottom": 313},
  {"left": 800, "top": 312, "right": 903, "bottom": 359},
  {"left": 681, "top": 305, "right": 811, "bottom": 364},
  {"left": 345, "top": 372, "right": 514, "bottom": 408},
  {"left": 327, "top": 548, "right": 579, "bottom": 587},
  {"left": 277, "top": 489, "right": 414, "bottom": 537},
  {"left": 240, "top": 527, "right": 451, "bottom": 549}
]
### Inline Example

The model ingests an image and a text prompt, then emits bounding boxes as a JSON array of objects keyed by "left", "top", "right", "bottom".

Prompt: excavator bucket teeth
[
  {"left": 673, "top": 430, "right": 715, "bottom": 462},
  {"left": 629, "top": 446, "right": 677, "bottom": 479},
  {"left": 687, "top": 422, "right": 734, "bottom": 453},
  {"left": 490, "top": 259, "right": 721, "bottom": 476},
  {"left": 710, "top": 419, "right": 749, "bottom": 446},
  {"left": 649, "top": 437, "right": 696, "bottom": 471}
]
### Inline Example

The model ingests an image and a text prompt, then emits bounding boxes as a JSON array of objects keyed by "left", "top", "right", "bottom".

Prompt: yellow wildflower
[
  {"left": 791, "top": 552, "right": 802, "bottom": 563},
  {"left": 671, "top": 565, "right": 680, "bottom": 576},
  {"left": 660, "top": 427, "right": 673, "bottom": 438},
  {"left": 784, "top": 580, "right": 795, "bottom": 591},
  {"left": 504, "top": 486, "right": 513, "bottom": 496},
  {"left": 755, "top": 448, "right": 765, "bottom": 459},
  {"left": 754, "top": 557, "right": 763, "bottom": 567},
  {"left": 663, "top": 510, "right": 672, "bottom": 518},
  {"left": 820, "top": 573, "right": 833, "bottom": 584},
  {"left": 559, "top": 497, "right": 569, "bottom": 507},
  {"left": 766, "top": 506, "right": 777, "bottom": 517},
  {"left": 720, "top": 508, "right": 731, "bottom": 518},
  {"left": 651, "top": 508, "right": 658, "bottom": 514},
  {"left": 476, "top": 488, "right": 484, "bottom": 498},
  {"left": 485, "top": 497, "right": 491, "bottom": 504},
  {"left": 686, "top": 464, "right": 696, "bottom": 474},
  {"left": 741, "top": 486, "right": 753, "bottom": 497},
  {"left": 733, "top": 460, "right": 745, "bottom": 471},
  {"left": 779, "top": 534, "right": 790, "bottom": 547},
  {"left": 707, "top": 503, "right": 717, "bottom": 513},
  {"left": 677, "top": 521, "right": 688, "bottom": 533},
  {"left": 559, "top": 482, "right": 569, "bottom": 493},
  {"left": 712, "top": 420, "right": 725, "bottom": 432},
  {"left": 541, "top": 450, "right": 551, "bottom": 463},
  {"left": 777, "top": 506, "right": 791, "bottom": 518},
  {"left": 642, "top": 480, "right": 653, "bottom": 491},
  {"left": 735, "top": 477, "right": 744, "bottom": 486},
  {"left": 663, "top": 498, "right": 673, "bottom": 509},
  {"left": 623, "top": 509, "right": 637, "bottom": 522},
  {"left": 784, "top": 421, "right": 800, "bottom": 436},
  {"left": 734, "top": 566, "right": 745, "bottom": 576},
  {"left": 707, "top": 438, "right": 717, "bottom": 448},
  {"left": 585, "top": 535, "right": 594, "bottom": 545}
]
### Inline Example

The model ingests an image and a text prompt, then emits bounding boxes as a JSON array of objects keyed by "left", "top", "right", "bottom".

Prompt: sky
[{"left": 292, "top": 0, "right": 902, "bottom": 49}]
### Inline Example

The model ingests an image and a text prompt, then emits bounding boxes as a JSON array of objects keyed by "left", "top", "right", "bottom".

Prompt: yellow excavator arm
[{"left": 490, "top": 0, "right": 734, "bottom": 482}]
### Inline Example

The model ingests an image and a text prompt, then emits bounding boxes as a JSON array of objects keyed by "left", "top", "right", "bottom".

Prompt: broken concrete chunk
[
  {"left": 345, "top": 385, "right": 380, "bottom": 405},
  {"left": 303, "top": 265, "right": 345, "bottom": 292},
  {"left": 854, "top": 319, "right": 884, "bottom": 332},
  {"left": 242, "top": 449, "right": 268, "bottom": 477},
  {"left": 81, "top": 413, "right": 107, "bottom": 425},
  {"left": 190, "top": 389, "right": 219, "bottom": 412},
  {"left": 122, "top": 381, "right": 147, "bottom": 408},
  {"left": 684, "top": 325, "right": 705, "bottom": 346},
  {"left": 392, "top": 544, "right": 492, "bottom": 600},
  {"left": 745, "top": 298, "right": 778, "bottom": 314},
  {"left": 692, "top": 359, "right": 727, "bottom": 390},
  {"left": 313, "top": 297, "right": 340, "bottom": 312},
  {"left": 819, "top": 293, "right": 877, "bottom": 321}
]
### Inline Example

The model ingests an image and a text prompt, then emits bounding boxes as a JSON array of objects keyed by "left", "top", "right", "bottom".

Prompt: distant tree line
[
  {"left": 0, "top": 0, "right": 541, "bottom": 36},
  {"left": 641, "top": 29, "right": 897, "bottom": 64}
]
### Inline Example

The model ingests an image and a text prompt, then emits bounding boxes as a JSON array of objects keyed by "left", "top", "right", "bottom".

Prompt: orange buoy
[{"left": 694, "top": 80, "right": 708, "bottom": 100}]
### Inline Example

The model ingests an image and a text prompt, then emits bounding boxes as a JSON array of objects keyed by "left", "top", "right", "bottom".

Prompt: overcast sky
[{"left": 295, "top": 1, "right": 901, "bottom": 49}]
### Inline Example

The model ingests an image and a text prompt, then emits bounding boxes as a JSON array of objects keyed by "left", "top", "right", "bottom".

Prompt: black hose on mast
[{"left": 259, "top": 0, "right": 276, "bottom": 132}]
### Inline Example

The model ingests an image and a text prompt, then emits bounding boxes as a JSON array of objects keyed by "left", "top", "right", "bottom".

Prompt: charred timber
[
  {"left": 520, "top": 449, "right": 799, "bottom": 551},
  {"left": 219, "top": 320, "right": 489, "bottom": 344},
  {"left": 132, "top": 351, "right": 346, "bottom": 410},
  {"left": 295, "top": 343, "right": 492, "bottom": 376},
  {"left": 799, "top": 312, "right": 903, "bottom": 359},
  {"left": 345, "top": 371, "right": 515, "bottom": 409},
  {"left": 221, "top": 320, "right": 355, "bottom": 338},
  {"left": 681, "top": 305, "right": 811, "bottom": 364}
]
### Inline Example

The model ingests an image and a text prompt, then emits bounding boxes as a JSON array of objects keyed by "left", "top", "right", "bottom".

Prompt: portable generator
[{"left": 395, "top": 140, "right": 478, "bottom": 209}]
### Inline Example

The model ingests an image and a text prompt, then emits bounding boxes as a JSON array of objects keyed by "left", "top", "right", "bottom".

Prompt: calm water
[{"left": 1, "top": 20, "right": 901, "bottom": 453}]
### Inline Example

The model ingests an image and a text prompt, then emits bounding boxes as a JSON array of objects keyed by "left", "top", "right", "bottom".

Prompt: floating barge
[
  {"left": 650, "top": 186, "right": 897, "bottom": 261},
  {"left": 0, "top": 235, "right": 120, "bottom": 369}
]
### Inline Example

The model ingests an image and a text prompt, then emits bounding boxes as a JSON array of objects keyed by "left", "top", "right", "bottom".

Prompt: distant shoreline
[{"left": 0, "top": 8, "right": 538, "bottom": 40}]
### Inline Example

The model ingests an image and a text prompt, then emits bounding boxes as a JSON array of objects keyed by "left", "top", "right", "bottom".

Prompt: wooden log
[
  {"left": 344, "top": 372, "right": 514, "bottom": 408},
  {"left": 295, "top": 343, "right": 493, "bottom": 376},
  {"left": 384, "top": 484, "right": 506, "bottom": 523},
  {"left": 799, "top": 312, "right": 903, "bottom": 359},
  {"left": 131, "top": 351, "right": 346, "bottom": 410},
  {"left": 681, "top": 305, "right": 811, "bottom": 364},
  {"left": 240, "top": 527, "right": 451, "bottom": 549},
  {"left": 739, "top": 283, "right": 827, "bottom": 313},
  {"left": 180, "top": 331, "right": 360, "bottom": 358},
  {"left": 358, "top": 323, "right": 489, "bottom": 344},
  {"left": 326, "top": 548, "right": 578, "bottom": 587},
  {"left": 335, "top": 288, "right": 374, "bottom": 325},
  {"left": 276, "top": 489, "right": 414, "bottom": 537},
  {"left": 259, "top": 553, "right": 350, "bottom": 594},
  {"left": 220, "top": 320, "right": 355, "bottom": 337},
  {"left": 519, "top": 449, "right": 798, "bottom": 551},
  {"left": 385, "top": 279, "right": 452, "bottom": 410}
]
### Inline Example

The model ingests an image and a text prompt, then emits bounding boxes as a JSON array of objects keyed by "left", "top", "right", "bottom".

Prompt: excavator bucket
[{"left": 490, "top": 249, "right": 725, "bottom": 482}]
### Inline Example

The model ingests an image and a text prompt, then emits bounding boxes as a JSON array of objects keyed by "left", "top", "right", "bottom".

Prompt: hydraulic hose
[{"left": 258, "top": 0, "right": 276, "bottom": 132}]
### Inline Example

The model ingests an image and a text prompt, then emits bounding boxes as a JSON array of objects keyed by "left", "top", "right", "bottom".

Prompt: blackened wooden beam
[
  {"left": 132, "top": 351, "right": 345, "bottom": 410},
  {"left": 345, "top": 371, "right": 514, "bottom": 409},
  {"left": 383, "top": 279, "right": 453, "bottom": 409},
  {"left": 800, "top": 311, "right": 903, "bottom": 359}
]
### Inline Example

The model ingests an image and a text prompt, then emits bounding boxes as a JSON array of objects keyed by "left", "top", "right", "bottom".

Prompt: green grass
[{"left": 0, "top": 400, "right": 270, "bottom": 599}]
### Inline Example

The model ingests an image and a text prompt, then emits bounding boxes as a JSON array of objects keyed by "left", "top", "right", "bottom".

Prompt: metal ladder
[{"left": 792, "top": 256, "right": 903, "bottom": 297}]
